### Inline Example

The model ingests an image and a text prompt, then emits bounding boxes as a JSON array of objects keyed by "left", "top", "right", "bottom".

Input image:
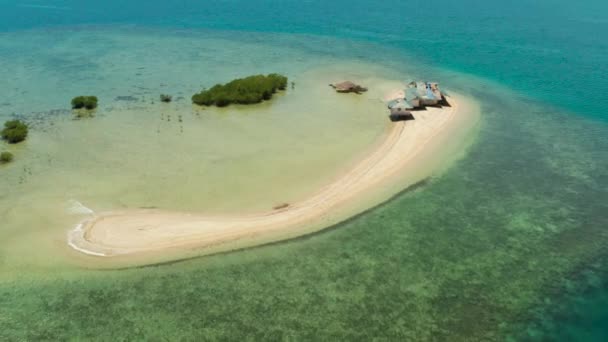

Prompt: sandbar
[{"left": 68, "top": 92, "right": 479, "bottom": 265}]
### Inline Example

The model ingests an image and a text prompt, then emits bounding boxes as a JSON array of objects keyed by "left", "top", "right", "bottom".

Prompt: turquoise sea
[{"left": 1, "top": 0, "right": 607, "bottom": 340}]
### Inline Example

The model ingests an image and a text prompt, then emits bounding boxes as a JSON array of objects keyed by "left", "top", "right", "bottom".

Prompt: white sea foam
[
  {"left": 67, "top": 200, "right": 95, "bottom": 215},
  {"left": 66, "top": 201, "right": 106, "bottom": 256},
  {"left": 67, "top": 221, "right": 107, "bottom": 257}
]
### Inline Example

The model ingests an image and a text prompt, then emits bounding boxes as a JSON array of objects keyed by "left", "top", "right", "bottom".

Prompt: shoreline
[{"left": 68, "top": 93, "right": 480, "bottom": 266}]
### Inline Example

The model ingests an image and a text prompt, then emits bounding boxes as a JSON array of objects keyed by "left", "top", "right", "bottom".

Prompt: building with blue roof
[{"left": 385, "top": 81, "right": 446, "bottom": 121}]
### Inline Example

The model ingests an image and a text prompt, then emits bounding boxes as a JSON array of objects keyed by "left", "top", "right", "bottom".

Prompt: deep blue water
[{"left": 1, "top": 0, "right": 608, "bottom": 339}]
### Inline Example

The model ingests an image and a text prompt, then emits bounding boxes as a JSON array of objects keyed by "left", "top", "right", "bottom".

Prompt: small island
[
  {"left": 330, "top": 81, "right": 368, "bottom": 94},
  {"left": 192, "top": 74, "right": 288, "bottom": 107},
  {"left": 71, "top": 96, "right": 99, "bottom": 110},
  {"left": 1, "top": 120, "right": 28, "bottom": 144}
]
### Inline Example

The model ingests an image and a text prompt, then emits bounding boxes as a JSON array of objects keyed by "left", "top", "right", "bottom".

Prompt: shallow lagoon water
[
  {"left": 1, "top": 1, "right": 608, "bottom": 340},
  {"left": 0, "top": 28, "right": 405, "bottom": 272}
]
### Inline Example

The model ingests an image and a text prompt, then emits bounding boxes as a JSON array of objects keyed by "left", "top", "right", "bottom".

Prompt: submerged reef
[
  {"left": 160, "top": 94, "right": 173, "bottom": 103},
  {"left": 192, "top": 74, "right": 288, "bottom": 107}
]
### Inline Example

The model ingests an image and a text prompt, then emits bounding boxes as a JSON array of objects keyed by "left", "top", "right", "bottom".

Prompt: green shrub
[
  {"left": 192, "top": 74, "right": 288, "bottom": 107},
  {"left": 0, "top": 151, "right": 13, "bottom": 163},
  {"left": 71, "top": 96, "right": 98, "bottom": 110},
  {"left": 1, "top": 120, "right": 28, "bottom": 144}
]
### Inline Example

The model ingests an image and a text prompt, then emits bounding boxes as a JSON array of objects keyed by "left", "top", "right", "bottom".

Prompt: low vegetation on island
[
  {"left": 192, "top": 74, "right": 288, "bottom": 107},
  {"left": 0, "top": 151, "right": 13, "bottom": 164},
  {"left": 160, "top": 94, "right": 172, "bottom": 103},
  {"left": 1, "top": 120, "right": 28, "bottom": 144},
  {"left": 71, "top": 96, "right": 98, "bottom": 110}
]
